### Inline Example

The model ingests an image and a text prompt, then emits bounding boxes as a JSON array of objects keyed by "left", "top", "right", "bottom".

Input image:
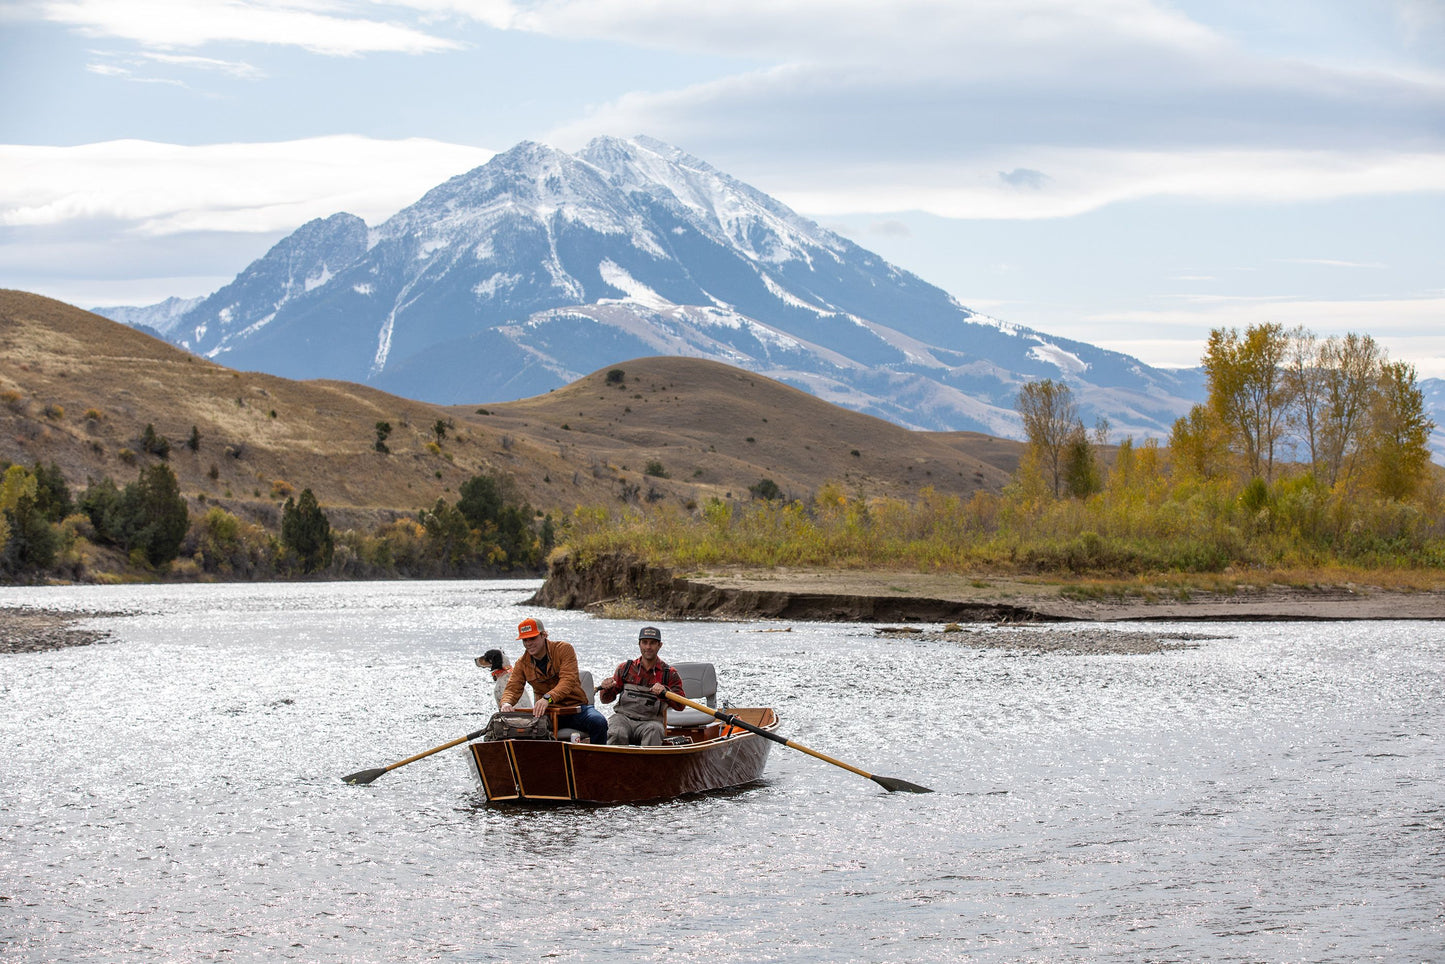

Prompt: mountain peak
[{"left": 97, "top": 135, "right": 1207, "bottom": 442}]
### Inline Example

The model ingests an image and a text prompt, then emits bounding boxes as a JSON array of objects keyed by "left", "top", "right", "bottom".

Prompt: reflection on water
[{"left": 1, "top": 581, "right": 1442, "bottom": 963}]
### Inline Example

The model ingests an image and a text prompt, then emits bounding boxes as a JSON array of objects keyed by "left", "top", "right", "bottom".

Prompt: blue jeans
[{"left": 561, "top": 704, "right": 609, "bottom": 744}]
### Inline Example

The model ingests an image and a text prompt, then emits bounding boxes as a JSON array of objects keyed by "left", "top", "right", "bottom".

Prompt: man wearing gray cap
[{"left": 597, "top": 626, "right": 685, "bottom": 746}]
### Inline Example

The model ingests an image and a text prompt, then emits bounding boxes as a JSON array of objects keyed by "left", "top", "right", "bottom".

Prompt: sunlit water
[{"left": 1, "top": 581, "right": 1441, "bottom": 963}]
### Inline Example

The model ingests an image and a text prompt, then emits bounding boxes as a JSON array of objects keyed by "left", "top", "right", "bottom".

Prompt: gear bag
[
  {"left": 616, "top": 683, "right": 666, "bottom": 722},
  {"left": 483, "top": 710, "right": 554, "bottom": 742}
]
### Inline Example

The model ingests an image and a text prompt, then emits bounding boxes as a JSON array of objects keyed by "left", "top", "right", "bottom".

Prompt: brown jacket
[{"left": 501, "top": 637, "right": 588, "bottom": 708}]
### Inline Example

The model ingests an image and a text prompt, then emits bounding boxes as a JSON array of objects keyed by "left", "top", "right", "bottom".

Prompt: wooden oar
[
  {"left": 664, "top": 692, "right": 932, "bottom": 794},
  {"left": 342, "top": 726, "right": 489, "bottom": 785}
]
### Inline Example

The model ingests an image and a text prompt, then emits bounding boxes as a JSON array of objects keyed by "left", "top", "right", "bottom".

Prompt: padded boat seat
[
  {"left": 666, "top": 662, "right": 718, "bottom": 728},
  {"left": 553, "top": 671, "right": 596, "bottom": 743}
]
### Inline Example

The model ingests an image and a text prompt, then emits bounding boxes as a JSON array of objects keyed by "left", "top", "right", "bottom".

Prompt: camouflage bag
[
  {"left": 616, "top": 683, "right": 666, "bottom": 722},
  {"left": 483, "top": 710, "right": 553, "bottom": 742}
]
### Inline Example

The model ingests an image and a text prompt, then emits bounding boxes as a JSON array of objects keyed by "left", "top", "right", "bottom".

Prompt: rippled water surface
[{"left": 2, "top": 581, "right": 1442, "bottom": 962}]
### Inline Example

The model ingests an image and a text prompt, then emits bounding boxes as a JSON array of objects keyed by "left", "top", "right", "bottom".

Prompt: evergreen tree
[
  {"left": 117, "top": 464, "right": 190, "bottom": 566},
  {"left": 141, "top": 423, "right": 172, "bottom": 459},
  {"left": 281, "top": 488, "right": 333, "bottom": 574},
  {"left": 80, "top": 477, "right": 124, "bottom": 544},
  {"left": 421, "top": 498, "right": 472, "bottom": 569},
  {"left": 31, "top": 461, "right": 73, "bottom": 522},
  {"left": 457, "top": 472, "right": 504, "bottom": 529}
]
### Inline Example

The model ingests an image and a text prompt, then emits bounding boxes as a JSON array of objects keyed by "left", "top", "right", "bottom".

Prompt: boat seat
[
  {"left": 666, "top": 662, "right": 718, "bottom": 728},
  {"left": 553, "top": 671, "right": 596, "bottom": 742}
]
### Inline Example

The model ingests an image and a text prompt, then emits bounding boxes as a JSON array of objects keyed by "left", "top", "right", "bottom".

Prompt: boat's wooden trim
[{"left": 466, "top": 707, "right": 778, "bottom": 804}]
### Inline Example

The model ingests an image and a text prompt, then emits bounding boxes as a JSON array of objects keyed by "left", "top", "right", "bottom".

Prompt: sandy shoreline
[{"left": 0, "top": 607, "right": 121, "bottom": 655}]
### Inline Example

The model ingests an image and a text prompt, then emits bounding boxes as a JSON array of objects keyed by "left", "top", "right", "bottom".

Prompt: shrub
[
  {"left": 749, "top": 478, "right": 783, "bottom": 501},
  {"left": 644, "top": 460, "right": 668, "bottom": 478},
  {"left": 140, "top": 424, "right": 171, "bottom": 459},
  {"left": 606, "top": 369, "right": 625, "bottom": 385},
  {"left": 42, "top": 404, "right": 64, "bottom": 420}
]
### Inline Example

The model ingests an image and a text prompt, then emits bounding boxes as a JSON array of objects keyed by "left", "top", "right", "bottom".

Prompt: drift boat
[
  {"left": 466, "top": 661, "right": 775, "bottom": 804},
  {"left": 465, "top": 705, "right": 777, "bottom": 804},
  {"left": 345, "top": 662, "right": 930, "bottom": 798}
]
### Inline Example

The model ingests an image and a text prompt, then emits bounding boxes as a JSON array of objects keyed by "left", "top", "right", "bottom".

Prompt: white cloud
[
  {"left": 0, "top": 137, "right": 497, "bottom": 234},
  {"left": 141, "top": 51, "right": 265, "bottom": 78},
  {"left": 1087, "top": 296, "right": 1445, "bottom": 377},
  {"left": 36, "top": 0, "right": 460, "bottom": 55},
  {"left": 508, "top": 1, "right": 1445, "bottom": 218},
  {"left": 416, "top": 0, "right": 1223, "bottom": 66},
  {"left": 769, "top": 148, "right": 1445, "bottom": 219},
  {"left": 1278, "top": 258, "right": 1387, "bottom": 269}
]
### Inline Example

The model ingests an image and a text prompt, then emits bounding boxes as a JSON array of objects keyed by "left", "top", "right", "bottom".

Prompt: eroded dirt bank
[{"left": 530, "top": 551, "right": 1445, "bottom": 623}]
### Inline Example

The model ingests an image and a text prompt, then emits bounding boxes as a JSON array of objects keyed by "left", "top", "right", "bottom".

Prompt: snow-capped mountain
[
  {"left": 96, "top": 136, "right": 1204, "bottom": 439},
  {"left": 90, "top": 294, "right": 203, "bottom": 339}
]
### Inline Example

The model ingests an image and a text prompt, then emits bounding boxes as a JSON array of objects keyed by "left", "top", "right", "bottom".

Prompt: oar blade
[
  {"left": 872, "top": 774, "right": 933, "bottom": 794},
  {"left": 342, "top": 767, "right": 389, "bottom": 786}
]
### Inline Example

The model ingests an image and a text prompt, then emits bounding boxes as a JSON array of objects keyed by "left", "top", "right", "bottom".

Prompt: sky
[{"left": 1, "top": 0, "right": 1443, "bottom": 375}]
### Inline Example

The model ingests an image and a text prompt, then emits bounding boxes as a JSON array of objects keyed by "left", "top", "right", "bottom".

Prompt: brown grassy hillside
[
  {"left": 0, "top": 290, "right": 1019, "bottom": 527},
  {"left": 474, "top": 358, "right": 1015, "bottom": 504}
]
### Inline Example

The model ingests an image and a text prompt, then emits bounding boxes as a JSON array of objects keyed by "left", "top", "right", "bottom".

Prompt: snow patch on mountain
[
  {"left": 1028, "top": 342, "right": 1088, "bottom": 375},
  {"left": 473, "top": 273, "right": 520, "bottom": 300},
  {"left": 761, "top": 272, "right": 832, "bottom": 315},
  {"left": 598, "top": 260, "right": 671, "bottom": 310}
]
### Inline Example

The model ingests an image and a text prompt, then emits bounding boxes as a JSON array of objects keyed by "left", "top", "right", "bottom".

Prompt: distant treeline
[
  {"left": 4, "top": 322, "right": 1439, "bottom": 585},
  {"left": 562, "top": 324, "right": 1444, "bottom": 578},
  {"left": 0, "top": 462, "right": 553, "bottom": 581}
]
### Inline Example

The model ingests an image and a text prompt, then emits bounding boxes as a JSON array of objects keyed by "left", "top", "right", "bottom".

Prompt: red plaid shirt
[{"left": 599, "top": 658, "right": 684, "bottom": 703}]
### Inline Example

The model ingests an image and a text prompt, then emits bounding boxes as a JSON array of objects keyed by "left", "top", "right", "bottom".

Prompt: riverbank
[
  {"left": 0, "top": 608, "right": 120, "bottom": 654},
  {"left": 531, "top": 552, "right": 1445, "bottom": 623}
]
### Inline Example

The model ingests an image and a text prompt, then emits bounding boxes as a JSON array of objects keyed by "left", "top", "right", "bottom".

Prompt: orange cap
[{"left": 516, "top": 617, "right": 544, "bottom": 639}]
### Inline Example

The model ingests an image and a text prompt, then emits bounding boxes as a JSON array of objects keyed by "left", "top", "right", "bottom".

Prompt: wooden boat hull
[{"left": 466, "top": 707, "right": 777, "bottom": 804}]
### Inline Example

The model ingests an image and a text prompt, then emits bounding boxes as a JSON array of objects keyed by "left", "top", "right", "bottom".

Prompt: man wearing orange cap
[{"left": 500, "top": 617, "right": 608, "bottom": 744}]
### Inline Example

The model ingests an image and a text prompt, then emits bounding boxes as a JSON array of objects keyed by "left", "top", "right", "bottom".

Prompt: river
[{"left": 1, "top": 581, "right": 1441, "bottom": 962}]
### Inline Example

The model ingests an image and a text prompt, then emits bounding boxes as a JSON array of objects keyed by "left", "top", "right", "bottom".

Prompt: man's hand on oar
[
  {"left": 343, "top": 727, "right": 488, "bottom": 785},
  {"left": 663, "top": 692, "right": 932, "bottom": 793}
]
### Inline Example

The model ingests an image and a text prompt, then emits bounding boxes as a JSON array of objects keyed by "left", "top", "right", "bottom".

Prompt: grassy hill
[{"left": 0, "top": 290, "right": 1019, "bottom": 531}]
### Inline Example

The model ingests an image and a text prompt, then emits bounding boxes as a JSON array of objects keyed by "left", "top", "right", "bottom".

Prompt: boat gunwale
[{"left": 465, "top": 706, "right": 778, "bottom": 804}]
